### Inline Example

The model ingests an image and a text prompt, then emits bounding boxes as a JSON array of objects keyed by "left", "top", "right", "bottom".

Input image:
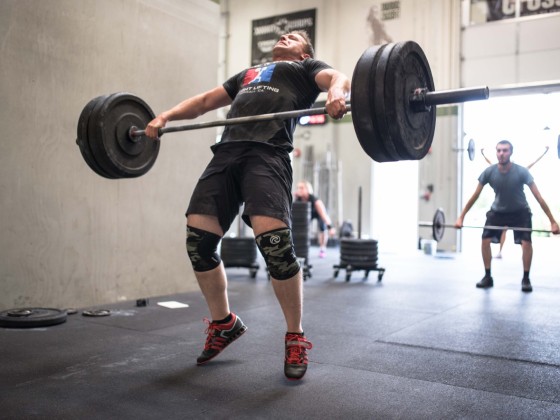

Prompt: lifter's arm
[
  {"left": 145, "top": 86, "right": 232, "bottom": 138},
  {"left": 315, "top": 69, "right": 350, "bottom": 120}
]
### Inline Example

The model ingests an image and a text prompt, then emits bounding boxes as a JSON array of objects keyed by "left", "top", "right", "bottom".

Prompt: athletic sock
[{"left": 214, "top": 313, "right": 233, "bottom": 324}]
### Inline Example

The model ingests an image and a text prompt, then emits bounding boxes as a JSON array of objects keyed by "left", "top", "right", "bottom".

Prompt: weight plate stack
[
  {"left": 76, "top": 95, "right": 118, "bottom": 179},
  {"left": 351, "top": 44, "right": 395, "bottom": 162},
  {"left": 220, "top": 237, "right": 259, "bottom": 278},
  {"left": 292, "top": 201, "right": 311, "bottom": 260},
  {"left": 339, "top": 239, "right": 378, "bottom": 266}
]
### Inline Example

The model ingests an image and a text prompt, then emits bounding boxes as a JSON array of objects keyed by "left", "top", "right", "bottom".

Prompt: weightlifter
[
  {"left": 455, "top": 140, "right": 559, "bottom": 292},
  {"left": 144, "top": 31, "right": 350, "bottom": 379},
  {"left": 481, "top": 146, "right": 550, "bottom": 259}
]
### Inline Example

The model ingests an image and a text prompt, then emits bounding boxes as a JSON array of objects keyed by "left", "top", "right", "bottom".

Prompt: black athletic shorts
[
  {"left": 186, "top": 142, "right": 293, "bottom": 233},
  {"left": 482, "top": 209, "right": 532, "bottom": 244},
  {"left": 314, "top": 217, "right": 327, "bottom": 232}
]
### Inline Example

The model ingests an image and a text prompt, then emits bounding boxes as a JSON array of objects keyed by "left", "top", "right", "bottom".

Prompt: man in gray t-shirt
[{"left": 455, "top": 140, "right": 559, "bottom": 292}]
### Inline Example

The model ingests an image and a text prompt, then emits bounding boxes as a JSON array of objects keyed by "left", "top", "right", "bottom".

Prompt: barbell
[
  {"left": 420, "top": 208, "right": 555, "bottom": 243},
  {"left": 76, "top": 40, "right": 490, "bottom": 179}
]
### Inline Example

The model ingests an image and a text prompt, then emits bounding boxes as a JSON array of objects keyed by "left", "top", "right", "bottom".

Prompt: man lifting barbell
[
  {"left": 77, "top": 38, "right": 493, "bottom": 377},
  {"left": 481, "top": 145, "right": 550, "bottom": 259},
  {"left": 455, "top": 140, "right": 559, "bottom": 292},
  {"left": 143, "top": 31, "right": 350, "bottom": 380}
]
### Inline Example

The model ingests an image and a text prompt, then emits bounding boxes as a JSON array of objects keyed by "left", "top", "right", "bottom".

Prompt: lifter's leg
[
  {"left": 251, "top": 215, "right": 303, "bottom": 333},
  {"left": 187, "top": 214, "right": 229, "bottom": 320},
  {"left": 521, "top": 240, "right": 533, "bottom": 273},
  {"left": 520, "top": 240, "right": 533, "bottom": 292},
  {"left": 482, "top": 237, "right": 492, "bottom": 270},
  {"left": 187, "top": 214, "right": 247, "bottom": 365},
  {"left": 251, "top": 215, "right": 311, "bottom": 380},
  {"left": 477, "top": 237, "right": 494, "bottom": 288}
]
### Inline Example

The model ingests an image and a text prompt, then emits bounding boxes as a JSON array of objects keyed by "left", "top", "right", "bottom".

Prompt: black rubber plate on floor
[{"left": 0, "top": 308, "right": 67, "bottom": 328}]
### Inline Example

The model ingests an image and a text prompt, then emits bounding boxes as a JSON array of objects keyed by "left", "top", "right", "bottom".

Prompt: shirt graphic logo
[{"left": 243, "top": 64, "right": 276, "bottom": 86}]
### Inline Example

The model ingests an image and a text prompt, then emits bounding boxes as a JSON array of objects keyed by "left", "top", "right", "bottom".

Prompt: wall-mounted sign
[
  {"left": 473, "top": 0, "right": 560, "bottom": 22},
  {"left": 251, "top": 9, "right": 316, "bottom": 66}
]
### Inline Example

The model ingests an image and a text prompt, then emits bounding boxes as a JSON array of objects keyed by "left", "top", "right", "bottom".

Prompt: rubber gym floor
[{"left": 1, "top": 239, "right": 559, "bottom": 419}]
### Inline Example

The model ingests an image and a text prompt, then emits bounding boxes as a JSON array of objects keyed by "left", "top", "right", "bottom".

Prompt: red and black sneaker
[
  {"left": 284, "top": 333, "right": 313, "bottom": 380},
  {"left": 196, "top": 313, "right": 247, "bottom": 365}
]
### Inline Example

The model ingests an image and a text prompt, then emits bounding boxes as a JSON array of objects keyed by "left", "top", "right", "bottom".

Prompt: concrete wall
[{"left": 0, "top": 0, "right": 220, "bottom": 311}]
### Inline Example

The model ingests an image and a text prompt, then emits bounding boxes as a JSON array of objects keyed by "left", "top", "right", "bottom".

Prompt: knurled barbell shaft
[
  {"left": 130, "top": 85, "right": 490, "bottom": 138},
  {"left": 130, "top": 105, "right": 352, "bottom": 138},
  {"left": 418, "top": 222, "right": 552, "bottom": 234}
]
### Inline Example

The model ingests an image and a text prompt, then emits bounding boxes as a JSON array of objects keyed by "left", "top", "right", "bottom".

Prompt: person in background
[
  {"left": 480, "top": 146, "right": 549, "bottom": 259},
  {"left": 456, "top": 141, "right": 558, "bottom": 292},
  {"left": 294, "top": 181, "right": 336, "bottom": 258}
]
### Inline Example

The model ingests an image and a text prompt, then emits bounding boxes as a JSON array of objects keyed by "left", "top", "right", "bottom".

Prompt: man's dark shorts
[
  {"left": 483, "top": 209, "right": 532, "bottom": 244},
  {"left": 186, "top": 142, "right": 293, "bottom": 233}
]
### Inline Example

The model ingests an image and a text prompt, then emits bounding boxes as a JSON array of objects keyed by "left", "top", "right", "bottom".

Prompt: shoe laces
[
  {"left": 202, "top": 317, "right": 228, "bottom": 351},
  {"left": 285, "top": 334, "right": 313, "bottom": 364}
]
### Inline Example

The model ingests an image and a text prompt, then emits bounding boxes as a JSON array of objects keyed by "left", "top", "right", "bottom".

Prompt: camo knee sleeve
[
  {"left": 186, "top": 226, "right": 221, "bottom": 272},
  {"left": 255, "top": 228, "right": 300, "bottom": 280}
]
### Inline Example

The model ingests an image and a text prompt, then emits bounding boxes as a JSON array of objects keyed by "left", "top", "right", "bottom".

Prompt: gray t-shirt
[{"left": 478, "top": 163, "right": 534, "bottom": 212}]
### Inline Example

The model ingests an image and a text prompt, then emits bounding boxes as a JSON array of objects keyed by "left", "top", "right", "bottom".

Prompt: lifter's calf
[{"left": 186, "top": 223, "right": 230, "bottom": 320}]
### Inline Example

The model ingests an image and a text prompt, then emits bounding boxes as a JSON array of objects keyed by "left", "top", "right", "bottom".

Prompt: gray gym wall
[{"left": 0, "top": 0, "right": 220, "bottom": 311}]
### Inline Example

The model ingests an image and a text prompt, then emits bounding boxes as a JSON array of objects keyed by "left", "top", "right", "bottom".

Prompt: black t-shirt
[{"left": 216, "top": 58, "right": 331, "bottom": 152}]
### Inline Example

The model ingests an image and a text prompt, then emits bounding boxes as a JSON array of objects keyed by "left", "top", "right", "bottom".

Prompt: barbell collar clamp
[{"left": 410, "top": 86, "right": 489, "bottom": 113}]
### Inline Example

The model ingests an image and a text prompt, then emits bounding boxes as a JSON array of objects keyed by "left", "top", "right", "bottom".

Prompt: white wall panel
[
  {"left": 519, "top": 15, "right": 560, "bottom": 52},
  {"left": 461, "top": 23, "right": 517, "bottom": 59},
  {"left": 462, "top": 14, "right": 560, "bottom": 86},
  {"left": 519, "top": 50, "right": 560, "bottom": 82},
  {"left": 462, "top": 56, "right": 517, "bottom": 87}
]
